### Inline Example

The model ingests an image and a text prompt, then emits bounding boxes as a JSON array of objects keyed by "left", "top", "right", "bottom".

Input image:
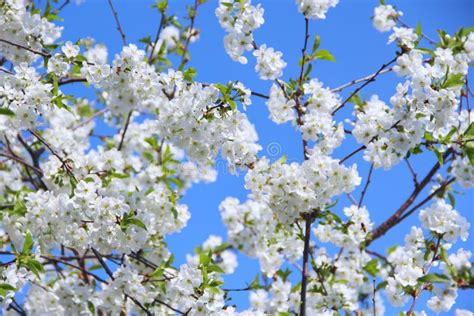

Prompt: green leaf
[
  {"left": 442, "top": 73, "right": 465, "bottom": 89},
  {"left": 207, "top": 264, "right": 225, "bottom": 273},
  {"left": 0, "top": 108, "right": 15, "bottom": 116},
  {"left": 418, "top": 273, "right": 451, "bottom": 283},
  {"left": 312, "top": 35, "right": 321, "bottom": 53},
  {"left": 415, "top": 22, "right": 422, "bottom": 38},
  {"left": 199, "top": 252, "right": 211, "bottom": 266},
  {"left": 22, "top": 232, "right": 34, "bottom": 255},
  {"left": 144, "top": 137, "right": 159, "bottom": 149},
  {"left": 448, "top": 193, "right": 455, "bottom": 207},
  {"left": 25, "top": 259, "right": 44, "bottom": 278},
  {"left": 349, "top": 94, "right": 362, "bottom": 106},
  {"left": 127, "top": 218, "right": 147, "bottom": 230},
  {"left": 313, "top": 49, "right": 336, "bottom": 62},
  {"left": 249, "top": 274, "right": 260, "bottom": 289},
  {"left": 433, "top": 148, "right": 444, "bottom": 165},
  {"left": 183, "top": 67, "right": 197, "bottom": 81},
  {"left": 415, "top": 47, "right": 435, "bottom": 56},
  {"left": 465, "top": 122, "right": 474, "bottom": 137},
  {"left": 363, "top": 259, "right": 379, "bottom": 277},
  {"left": 139, "top": 36, "right": 152, "bottom": 45},
  {"left": 375, "top": 280, "right": 388, "bottom": 291},
  {"left": 387, "top": 244, "right": 398, "bottom": 255},
  {"left": 228, "top": 99, "right": 236, "bottom": 110},
  {"left": 0, "top": 283, "right": 16, "bottom": 292}
]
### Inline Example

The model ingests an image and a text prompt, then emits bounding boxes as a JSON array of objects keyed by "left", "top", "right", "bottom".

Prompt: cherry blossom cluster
[
  {"left": 0, "top": 0, "right": 473, "bottom": 314},
  {"left": 295, "top": 0, "right": 339, "bottom": 20},
  {"left": 215, "top": 0, "right": 287, "bottom": 80},
  {"left": 0, "top": 0, "right": 62, "bottom": 64},
  {"left": 268, "top": 78, "right": 344, "bottom": 153},
  {"left": 215, "top": 0, "right": 264, "bottom": 64}
]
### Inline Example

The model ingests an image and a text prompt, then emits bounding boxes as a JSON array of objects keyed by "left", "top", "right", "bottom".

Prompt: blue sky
[{"left": 56, "top": 0, "right": 474, "bottom": 313}]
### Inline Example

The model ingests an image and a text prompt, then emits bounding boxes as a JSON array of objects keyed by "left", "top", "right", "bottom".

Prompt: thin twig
[
  {"left": 0, "top": 38, "right": 51, "bottom": 58},
  {"left": 107, "top": 0, "right": 127, "bottom": 46},
  {"left": 0, "top": 152, "right": 44, "bottom": 175},
  {"left": 117, "top": 110, "right": 133, "bottom": 151},
  {"left": 332, "top": 57, "right": 398, "bottom": 115},
  {"left": 396, "top": 18, "right": 436, "bottom": 45},
  {"left": 30, "top": 130, "right": 76, "bottom": 181},
  {"left": 148, "top": 12, "right": 167, "bottom": 64},
  {"left": 405, "top": 158, "right": 419, "bottom": 188},
  {"left": 178, "top": 0, "right": 200, "bottom": 69},
  {"left": 358, "top": 164, "right": 374, "bottom": 207},
  {"left": 367, "top": 150, "right": 453, "bottom": 245},
  {"left": 73, "top": 108, "right": 109, "bottom": 130}
]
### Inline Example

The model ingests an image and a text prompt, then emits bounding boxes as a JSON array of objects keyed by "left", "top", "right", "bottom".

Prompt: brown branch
[
  {"left": 73, "top": 108, "right": 109, "bottom": 130},
  {"left": 107, "top": 0, "right": 127, "bottom": 46},
  {"left": 178, "top": 0, "right": 200, "bottom": 69},
  {"left": 117, "top": 110, "right": 133, "bottom": 151},
  {"left": 339, "top": 144, "right": 365, "bottom": 164},
  {"left": 298, "top": 18, "right": 310, "bottom": 87},
  {"left": 148, "top": 11, "right": 167, "bottom": 64},
  {"left": 91, "top": 248, "right": 114, "bottom": 280},
  {"left": 29, "top": 130, "right": 76, "bottom": 181},
  {"left": 396, "top": 178, "right": 455, "bottom": 224},
  {"left": 358, "top": 164, "right": 374, "bottom": 207},
  {"left": 405, "top": 158, "right": 420, "bottom": 188},
  {"left": 407, "top": 236, "right": 443, "bottom": 316},
  {"left": 332, "top": 57, "right": 398, "bottom": 115},
  {"left": 0, "top": 152, "right": 44, "bottom": 176},
  {"left": 367, "top": 150, "right": 453, "bottom": 245},
  {"left": 41, "top": 255, "right": 108, "bottom": 283},
  {"left": 0, "top": 38, "right": 51, "bottom": 58},
  {"left": 58, "top": 77, "right": 87, "bottom": 86},
  {"left": 299, "top": 212, "right": 312, "bottom": 316},
  {"left": 396, "top": 18, "right": 436, "bottom": 45}
]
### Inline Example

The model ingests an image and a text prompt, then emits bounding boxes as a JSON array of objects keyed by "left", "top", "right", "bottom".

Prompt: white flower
[
  {"left": 373, "top": 4, "right": 401, "bottom": 32},
  {"left": 295, "top": 0, "right": 339, "bottom": 20},
  {"left": 388, "top": 27, "right": 418, "bottom": 49},
  {"left": 61, "top": 41, "right": 80, "bottom": 58},
  {"left": 419, "top": 199, "right": 470, "bottom": 243},
  {"left": 253, "top": 44, "right": 287, "bottom": 80}
]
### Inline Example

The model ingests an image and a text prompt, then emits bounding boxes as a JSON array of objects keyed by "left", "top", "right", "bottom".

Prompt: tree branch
[{"left": 107, "top": 0, "right": 127, "bottom": 46}]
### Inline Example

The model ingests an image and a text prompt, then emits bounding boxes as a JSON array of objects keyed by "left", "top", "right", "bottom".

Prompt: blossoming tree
[{"left": 0, "top": 0, "right": 473, "bottom": 315}]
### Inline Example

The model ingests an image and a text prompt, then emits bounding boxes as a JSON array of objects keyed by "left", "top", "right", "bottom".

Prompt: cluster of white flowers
[
  {"left": 253, "top": 44, "right": 287, "bottom": 80},
  {"left": 216, "top": 0, "right": 264, "bottom": 64},
  {"left": 352, "top": 34, "right": 474, "bottom": 169},
  {"left": 304, "top": 248, "right": 384, "bottom": 313},
  {"left": 314, "top": 205, "right": 373, "bottom": 249},
  {"left": 267, "top": 79, "right": 344, "bottom": 153},
  {"left": 295, "top": 0, "right": 339, "bottom": 20},
  {"left": 373, "top": 4, "right": 402, "bottom": 32},
  {"left": 301, "top": 79, "right": 345, "bottom": 153},
  {"left": 83, "top": 43, "right": 108, "bottom": 64},
  {"left": 219, "top": 154, "right": 360, "bottom": 277},
  {"left": 82, "top": 45, "right": 261, "bottom": 172},
  {"left": 0, "top": 0, "right": 62, "bottom": 64},
  {"left": 25, "top": 274, "right": 94, "bottom": 315},
  {"left": 419, "top": 199, "right": 470, "bottom": 243},
  {"left": 215, "top": 0, "right": 287, "bottom": 80},
  {"left": 245, "top": 156, "right": 360, "bottom": 222},
  {"left": 451, "top": 156, "right": 474, "bottom": 188},
  {"left": 0, "top": 63, "right": 54, "bottom": 130},
  {"left": 220, "top": 197, "right": 303, "bottom": 276},
  {"left": 388, "top": 26, "right": 418, "bottom": 49},
  {"left": 250, "top": 277, "right": 299, "bottom": 313},
  {"left": 0, "top": 1, "right": 472, "bottom": 314},
  {"left": 0, "top": 264, "right": 31, "bottom": 307}
]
